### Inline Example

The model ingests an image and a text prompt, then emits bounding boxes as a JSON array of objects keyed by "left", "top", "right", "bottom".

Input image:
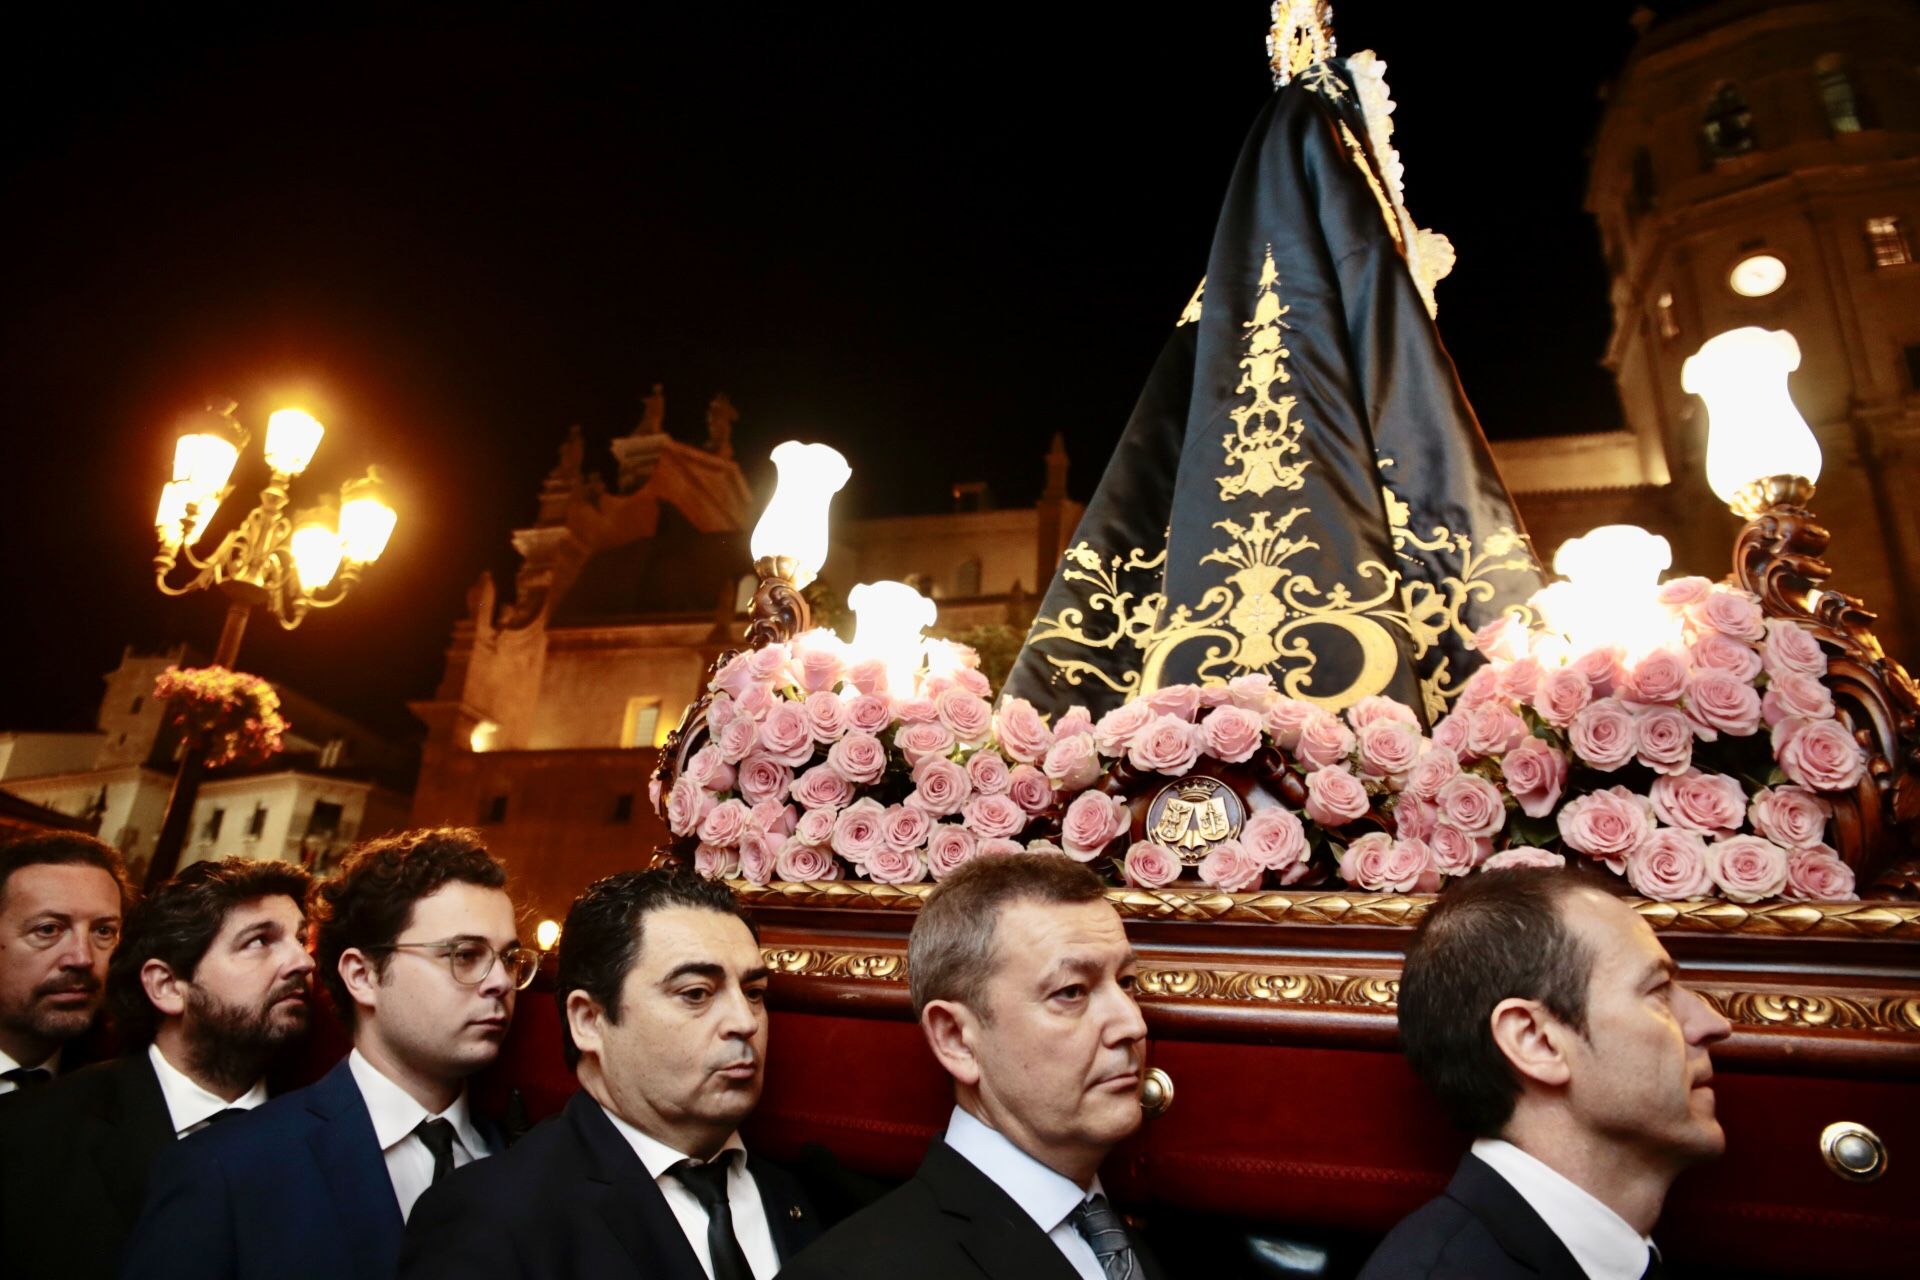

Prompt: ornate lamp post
[{"left": 147, "top": 398, "right": 398, "bottom": 887}]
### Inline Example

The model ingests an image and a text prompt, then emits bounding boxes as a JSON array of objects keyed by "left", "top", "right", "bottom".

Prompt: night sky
[{"left": 2, "top": 6, "right": 1666, "bottom": 740}]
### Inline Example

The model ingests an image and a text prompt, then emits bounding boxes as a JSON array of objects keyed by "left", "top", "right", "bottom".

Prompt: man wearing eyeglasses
[{"left": 122, "top": 828, "right": 531, "bottom": 1280}]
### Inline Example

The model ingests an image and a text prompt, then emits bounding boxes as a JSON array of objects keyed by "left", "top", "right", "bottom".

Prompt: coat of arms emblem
[{"left": 1145, "top": 777, "right": 1246, "bottom": 864}]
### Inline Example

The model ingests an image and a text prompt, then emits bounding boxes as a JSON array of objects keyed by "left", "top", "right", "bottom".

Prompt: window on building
[
  {"left": 952, "top": 481, "right": 992, "bottom": 512},
  {"left": 620, "top": 698, "right": 661, "bottom": 749},
  {"left": 1656, "top": 292, "right": 1680, "bottom": 341},
  {"left": 203, "top": 809, "right": 225, "bottom": 840},
  {"left": 319, "top": 738, "right": 346, "bottom": 769},
  {"left": 248, "top": 804, "right": 267, "bottom": 838},
  {"left": 129, "top": 695, "right": 144, "bottom": 715},
  {"left": 481, "top": 794, "right": 509, "bottom": 824},
  {"left": 953, "top": 557, "right": 982, "bottom": 597},
  {"left": 1815, "top": 55, "right": 1866, "bottom": 134},
  {"left": 1701, "top": 84, "right": 1756, "bottom": 161},
  {"left": 733, "top": 572, "right": 758, "bottom": 615},
  {"left": 308, "top": 801, "right": 344, "bottom": 838},
  {"left": 1904, "top": 344, "right": 1920, "bottom": 391},
  {"left": 611, "top": 792, "right": 635, "bottom": 823},
  {"left": 1867, "top": 216, "right": 1912, "bottom": 268}
]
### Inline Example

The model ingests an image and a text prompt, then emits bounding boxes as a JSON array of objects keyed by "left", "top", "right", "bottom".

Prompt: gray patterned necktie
[{"left": 1067, "top": 1193, "right": 1139, "bottom": 1280}]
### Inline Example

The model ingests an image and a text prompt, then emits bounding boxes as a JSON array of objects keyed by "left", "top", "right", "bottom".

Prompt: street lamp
[{"left": 147, "top": 397, "right": 397, "bottom": 887}]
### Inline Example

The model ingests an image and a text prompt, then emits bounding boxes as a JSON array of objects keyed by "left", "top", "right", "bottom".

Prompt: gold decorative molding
[
  {"left": 1136, "top": 967, "right": 1399, "bottom": 1010},
  {"left": 1699, "top": 990, "right": 1920, "bottom": 1036},
  {"left": 764, "top": 947, "right": 905, "bottom": 983},
  {"left": 733, "top": 879, "right": 1920, "bottom": 941}
]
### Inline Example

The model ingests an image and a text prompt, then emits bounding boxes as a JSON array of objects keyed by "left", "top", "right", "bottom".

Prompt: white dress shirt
[
  {"left": 599, "top": 1102, "right": 780, "bottom": 1280},
  {"left": 1473, "top": 1138, "right": 1659, "bottom": 1280},
  {"left": 944, "top": 1106, "right": 1107, "bottom": 1280},
  {"left": 0, "top": 1044, "right": 60, "bottom": 1094},
  {"left": 347, "top": 1048, "right": 493, "bottom": 1221},
  {"left": 148, "top": 1043, "right": 267, "bottom": 1136}
]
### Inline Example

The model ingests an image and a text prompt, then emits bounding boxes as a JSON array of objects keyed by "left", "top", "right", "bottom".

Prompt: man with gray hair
[{"left": 783, "top": 854, "right": 1160, "bottom": 1280}]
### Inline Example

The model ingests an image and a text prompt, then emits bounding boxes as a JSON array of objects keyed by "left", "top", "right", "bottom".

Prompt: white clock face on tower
[{"left": 1729, "top": 253, "right": 1788, "bottom": 297}]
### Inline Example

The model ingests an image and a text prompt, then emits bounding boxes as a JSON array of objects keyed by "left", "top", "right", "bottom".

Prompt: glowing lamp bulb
[
  {"left": 171, "top": 430, "right": 239, "bottom": 500},
  {"left": 1682, "top": 327, "right": 1822, "bottom": 509},
  {"left": 339, "top": 466, "right": 398, "bottom": 564},
  {"left": 750, "top": 441, "right": 850, "bottom": 588},
  {"left": 535, "top": 919, "right": 561, "bottom": 952},
  {"left": 264, "top": 409, "right": 326, "bottom": 476},
  {"left": 154, "top": 480, "right": 216, "bottom": 548},
  {"left": 848, "top": 580, "right": 937, "bottom": 698},
  {"left": 1531, "top": 525, "right": 1679, "bottom": 660},
  {"left": 289, "top": 501, "right": 344, "bottom": 591}
]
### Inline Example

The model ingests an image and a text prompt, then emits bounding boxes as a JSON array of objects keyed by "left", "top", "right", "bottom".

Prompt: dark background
[{"left": 1, "top": 5, "right": 1675, "bottom": 738}]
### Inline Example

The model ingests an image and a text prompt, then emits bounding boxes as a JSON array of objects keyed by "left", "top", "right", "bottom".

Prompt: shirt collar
[
  {"left": 944, "top": 1106, "right": 1103, "bottom": 1236},
  {"left": 597, "top": 1099, "right": 747, "bottom": 1179},
  {"left": 1472, "top": 1138, "right": 1656, "bottom": 1280},
  {"left": 347, "top": 1047, "right": 484, "bottom": 1156},
  {"left": 148, "top": 1043, "right": 267, "bottom": 1135},
  {"left": 0, "top": 1045, "right": 59, "bottom": 1077}
]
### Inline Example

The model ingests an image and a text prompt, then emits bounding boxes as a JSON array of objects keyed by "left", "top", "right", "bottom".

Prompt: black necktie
[
  {"left": 1641, "top": 1248, "right": 1666, "bottom": 1280},
  {"left": 414, "top": 1117, "right": 458, "bottom": 1185},
  {"left": 1, "top": 1067, "right": 51, "bottom": 1091},
  {"left": 671, "top": 1153, "right": 755, "bottom": 1280},
  {"left": 1068, "top": 1194, "right": 1140, "bottom": 1280}
]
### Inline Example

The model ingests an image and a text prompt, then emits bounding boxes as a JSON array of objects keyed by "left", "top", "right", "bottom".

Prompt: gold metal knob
[
  {"left": 1820, "top": 1121, "right": 1888, "bottom": 1183},
  {"left": 1140, "top": 1067, "right": 1174, "bottom": 1119}
]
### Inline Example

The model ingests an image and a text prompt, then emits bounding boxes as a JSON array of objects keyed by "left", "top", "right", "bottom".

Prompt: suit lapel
[
  {"left": 304, "top": 1061, "right": 406, "bottom": 1280},
  {"left": 88, "top": 1055, "right": 176, "bottom": 1225},
  {"left": 566, "top": 1091, "right": 710, "bottom": 1280},
  {"left": 917, "top": 1140, "right": 1084, "bottom": 1280},
  {"left": 1447, "top": 1153, "right": 1589, "bottom": 1279},
  {"left": 747, "top": 1153, "right": 817, "bottom": 1263}
]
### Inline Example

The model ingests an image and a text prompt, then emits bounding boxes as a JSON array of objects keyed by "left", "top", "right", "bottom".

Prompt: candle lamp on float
[{"left": 1681, "top": 327, "right": 1920, "bottom": 884}]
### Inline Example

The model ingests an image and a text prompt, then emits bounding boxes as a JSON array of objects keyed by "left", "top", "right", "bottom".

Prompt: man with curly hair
[{"left": 123, "top": 828, "right": 532, "bottom": 1280}]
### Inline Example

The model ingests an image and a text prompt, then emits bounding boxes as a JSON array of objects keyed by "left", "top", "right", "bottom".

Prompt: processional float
[{"left": 649, "top": 5, "right": 1919, "bottom": 1272}]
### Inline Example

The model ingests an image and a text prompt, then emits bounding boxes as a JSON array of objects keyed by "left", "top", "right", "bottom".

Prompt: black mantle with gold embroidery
[{"left": 1005, "top": 58, "right": 1544, "bottom": 726}]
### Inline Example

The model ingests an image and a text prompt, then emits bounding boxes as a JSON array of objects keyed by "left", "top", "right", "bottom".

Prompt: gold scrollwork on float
[
  {"left": 1135, "top": 967, "right": 1400, "bottom": 1010},
  {"left": 1699, "top": 990, "right": 1920, "bottom": 1036},
  {"left": 1219, "top": 250, "right": 1307, "bottom": 501},
  {"left": 763, "top": 947, "right": 905, "bottom": 983}
]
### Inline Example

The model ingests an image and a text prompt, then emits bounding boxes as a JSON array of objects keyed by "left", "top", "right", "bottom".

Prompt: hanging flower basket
[{"left": 154, "top": 665, "right": 289, "bottom": 769}]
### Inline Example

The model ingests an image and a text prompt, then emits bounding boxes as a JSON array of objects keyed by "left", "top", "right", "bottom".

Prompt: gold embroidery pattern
[
  {"left": 1219, "top": 250, "right": 1308, "bottom": 501},
  {"left": 1177, "top": 277, "right": 1205, "bottom": 327}
]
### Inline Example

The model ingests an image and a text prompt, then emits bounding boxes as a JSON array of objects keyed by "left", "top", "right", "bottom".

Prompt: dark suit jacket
[
  {"left": 398, "top": 1089, "right": 819, "bottom": 1279},
  {"left": 0, "top": 1053, "right": 175, "bottom": 1280},
  {"left": 779, "top": 1137, "right": 1164, "bottom": 1280},
  {"left": 120, "top": 1057, "right": 446, "bottom": 1280},
  {"left": 1357, "top": 1152, "right": 1590, "bottom": 1280}
]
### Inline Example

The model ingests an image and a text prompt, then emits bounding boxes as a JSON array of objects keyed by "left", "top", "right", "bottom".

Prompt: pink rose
[
  {"left": 843, "top": 657, "right": 889, "bottom": 697},
  {"left": 794, "top": 806, "right": 838, "bottom": 848},
  {"left": 686, "top": 745, "right": 736, "bottom": 793},
  {"left": 1026, "top": 838, "right": 1065, "bottom": 856},
  {"left": 962, "top": 793, "right": 1027, "bottom": 840},
  {"left": 1405, "top": 747, "right": 1462, "bottom": 802},
  {"left": 1465, "top": 704, "right": 1528, "bottom": 760},
  {"left": 926, "top": 825, "right": 979, "bottom": 880},
  {"left": 1570, "top": 698, "right": 1636, "bottom": 771},
  {"left": 1624, "top": 649, "right": 1689, "bottom": 705},
  {"left": 737, "top": 754, "right": 794, "bottom": 806},
  {"left": 1227, "top": 673, "right": 1279, "bottom": 713},
  {"left": 953, "top": 666, "right": 994, "bottom": 700},
  {"left": 1348, "top": 695, "right": 1422, "bottom": 730},
  {"left": 1482, "top": 848, "right": 1567, "bottom": 872},
  {"left": 707, "top": 692, "right": 738, "bottom": 734},
  {"left": 698, "top": 799, "right": 752, "bottom": 847},
  {"left": 892, "top": 696, "right": 938, "bottom": 724},
  {"left": 1061, "top": 790, "right": 1129, "bottom": 861},
  {"left": 734, "top": 684, "right": 776, "bottom": 720},
  {"left": 828, "top": 799, "right": 886, "bottom": 865},
  {"left": 1691, "top": 632, "right": 1764, "bottom": 682},
  {"left": 1294, "top": 712, "right": 1358, "bottom": 771},
  {"left": 803, "top": 690, "right": 849, "bottom": 743},
  {"left": 1627, "top": 829, "right": 1714, "bottom": 900},
  {"left": 1198, "top": 839, "right": 1264, "bottom": 891},
  {"left": 966, "top": 750, "right": 1011, "bottom": 796},
  {"left": 747, "top": 799, "right": 796, "bottom": 836},
  {"left": 1122, "top": 841, "right": 1182, "bottom": 888},
  {"left": 1691, "top": 588, "right": 1766, "bottom": 643},
  {"left": 794, "top": 641, "right": 848, "bottom": 694},
  {"left": 1773, "top": 717, "right": 1868, "bottom": 792},
  {"left": 1707, "top": 834, "right": 1790, "bottom": 902},
  {"left": 1054, "top": 707, "right": 1094, "bottom": 739},
  {"left": 1043, "top": 733, "right": 1104, "bottom": 790},
  {"left": 666, "top": 777, "right": 716, "bottom": 837},
  {"left": 993, "top": 697, "right": 1057, "bottom": 765},
  {"left": 1429, "top": 823, "right": 1492, "bottom": 875},
  {"left": 1201, "top": 705, "right": 1265, "bottom": 764},
  {"left": 826, "top": 732, "right": 888, "bottom": 786},
  {"left": 1341, "top": 832, "right": 1434, "bottom": 892},
  {"left": 1436, "top": 774, "right": 1506, "bottom": 839},
  {"left": 936, "top": 689, "right": 994, "bottom": 746},
  {"left": 716, "top": 716, "right": 759, "bottom": 765},
  {"left": 1657, "top": 576, "right": 1715, "bottom": 608},
  {"left": 1634, "top": 705, "right": 1695, "bottom": 776},
  {"left": 791, "top": 764, "right": 855, "bottom": 811},
  {"left": 745, "top": 643, "right": 793, "bottom": 684},
  {"left": 694, "top": 842, "right": 741, "bottom": 880},
  {"left": 1357, "top": 720, "right": 1423, "bottom": 783},
  {"left": 1557, "top": 786, "right": 1655, "bottom": 868},
  {"left": 1007, "top": 765, "right": 1054, "bottom": 816},
  {"left": 1394, "top": 795, "right": 1439, "bottom": 842},
  {"left": 907, "top": 756, "right": 972, "bottom": 817},
  {"left": 775, "top": 838, "right": 841, "bottom": 882},
  {"left": 737, "top": 830, "right": 777, "bottom": 885},
  {"left": 1748, "top": 785, "right": 1831, "bottom": 849},
  {"left": 1533, "top": 667, "right": 1593, "bottom": 728},
  {"left": 880, "top": 803, "right": 932, "bottom": 854},
  {"left": 1265, "top": 699, "right": 1318, "bottom": 749},
  {"left": 1128, "top": 714, "right": 1204, "bottom": 775},
  {"left": 1571, "top": 646, "right": 1626, "bottom": 697},
  {"left": 1496, "top": 657, "right": 1545, "bottom": 705},
  {"left": 712, "top": 652, "right": 757, "bottom": 700},
  {"left": 1239, "top": 806, "right": 1309, "bottom": 872},
  {"left": 1472, "top": 613, "right": 1529, "bottom": 662},
  {"left": 1455, "top": 666, "right": 1502, "bottom": 710},
  {"left": 1500, "top": 737, "right": 1568, "bottom": 819},
  {"left": 1142, "top": 684, "right": 1203, "bottom": 721},
  {"left": 1197, "top": 683, "right": 1232, "bottom": 709},
  {"left": 1762, "top": 672, "right": 1835, "bottom": 727},
  {"left": 1648, "top": 769, "right": 1746, "bottom": 837},
  {"left": 1784, "top": 845, "right": 1857, "bottom": 901},
  {"left": 894, "top": 720, "right": 957, "bottom": 767},
  {"left": 1763, "top": 620, "right": 1827, "bottom": 680},
  {"left": 1093, "top": 702, "right": 1156, "bottom": 757},
  {"left": 1305, "top": 767, "right": 1372, "bottom": 827},
  {"left": 864, "top": 844, "right": 928, "bottom": 885},
  {"left": 845, "top": 693, "right": 893, "bottom": 735},
  {"left": 1430, "top": 713, "right": 1470, "bottom": 757},
  {"left": 757, "top": 702, "right": 817, "bottom": 767},
  {"left": 1685, "top": 670, "right": 1763, "bottom": 740},
  {"left": 978, "top": 837, "right": 1024, "bottom": 858}
]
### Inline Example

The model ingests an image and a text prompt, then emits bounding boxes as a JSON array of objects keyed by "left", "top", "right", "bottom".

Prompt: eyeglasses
[{"left": 369, "top": 938, "right": 540, "bottom": 990}]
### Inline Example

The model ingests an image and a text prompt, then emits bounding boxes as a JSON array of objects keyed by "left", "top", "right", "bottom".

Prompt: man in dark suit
[
  {"left": 0, "top": 833, "right": 129, "bottom": 1094},
  {"left": 782, "top": 855, "right": 1159, "bottom": 1280},
  {"left": 1359, "top": 869, "right": 1733, "bottom": 1280},
  {"left": 400, "top": 868, "right": 818, "bottom": 1279},
  {"left": 0, "top": 857, "right": 313, "bottom": 1279},
  {"left": 121, "top": 828, "right": 534, "bottom": 1280}
]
